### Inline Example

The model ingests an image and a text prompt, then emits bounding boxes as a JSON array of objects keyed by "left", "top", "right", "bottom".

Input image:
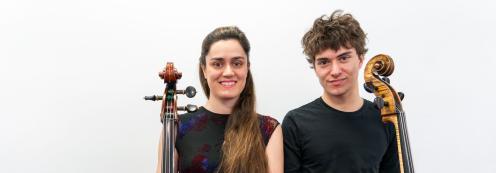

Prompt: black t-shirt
[
  {"left": 176, "top": 107, "right": 279, "bottom": 173},
  {"left": 282, "top": 98, "right": 399, "bottom": 173}
]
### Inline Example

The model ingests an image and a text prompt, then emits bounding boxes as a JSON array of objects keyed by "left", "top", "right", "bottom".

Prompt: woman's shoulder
[
  {"left": 258, "top": 114, "right": 280, "bottom": 127},
  {"left": 179, "top": 106, "right": 208, "bottom": 120},
  {"left": 257, "top": 114, "right": 280, "bottom": 146}
]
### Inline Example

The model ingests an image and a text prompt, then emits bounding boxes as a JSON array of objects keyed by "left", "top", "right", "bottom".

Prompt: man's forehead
[
  {"left": 320, "top": 46, "right": 355, "bottom": 53},
  {"left": 316, "top": 47, "right": 355, "bottom": 58}
]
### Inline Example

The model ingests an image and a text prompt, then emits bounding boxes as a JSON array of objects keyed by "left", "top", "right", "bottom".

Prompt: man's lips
[{"left": 327, "top": 78, "right": 346, "bottom": 86}]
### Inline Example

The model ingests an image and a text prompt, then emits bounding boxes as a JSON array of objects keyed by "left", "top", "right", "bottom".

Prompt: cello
[
  {"left": 144, "top": 62, "right": 198, "bottom": 173},
  {"left": 363, "top": 54, "right": 414, "bottom": 173}
]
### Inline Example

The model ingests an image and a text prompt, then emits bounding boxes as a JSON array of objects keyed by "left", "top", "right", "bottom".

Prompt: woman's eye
[
  {"left": 212, "top": 62, "right": 222, "bottom": 68},
  {"left": 233, "top": 61, "right": 243, "bottom": 67}
]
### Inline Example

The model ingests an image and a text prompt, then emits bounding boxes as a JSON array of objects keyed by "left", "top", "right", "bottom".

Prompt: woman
[{"left": 156, "top": 26, "right": 283, "bottom": 173}]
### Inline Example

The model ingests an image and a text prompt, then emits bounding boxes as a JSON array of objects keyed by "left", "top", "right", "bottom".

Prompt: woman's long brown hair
[{"left": 198, "top": 26, "right": 268, "bottom": 173}]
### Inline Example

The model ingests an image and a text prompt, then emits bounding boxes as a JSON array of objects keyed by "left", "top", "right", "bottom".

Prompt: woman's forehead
[{"left": 206, "top": 56, "right": 247, "bottom": 61}]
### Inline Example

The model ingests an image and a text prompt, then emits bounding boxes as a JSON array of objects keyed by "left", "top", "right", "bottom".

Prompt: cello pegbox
[{"left": 177, "top": 86, "right": 197, "bottom": 98}]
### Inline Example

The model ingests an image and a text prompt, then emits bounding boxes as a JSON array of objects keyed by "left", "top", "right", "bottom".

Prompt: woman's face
[{"left": 202, "top": 39, "right": 249, "bottom": 102}]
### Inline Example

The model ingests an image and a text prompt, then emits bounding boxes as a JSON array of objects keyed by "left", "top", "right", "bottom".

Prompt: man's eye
[
  {"left": 317, "top": 60, "right": 329, "bottom": 65},
  {"left": 339, "top": 56, "right": 350, "bottom": 62}
]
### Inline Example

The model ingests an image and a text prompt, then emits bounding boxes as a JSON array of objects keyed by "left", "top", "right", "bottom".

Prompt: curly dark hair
[{"left": 302, "top": 10, "right": 368, "bottom": 67}]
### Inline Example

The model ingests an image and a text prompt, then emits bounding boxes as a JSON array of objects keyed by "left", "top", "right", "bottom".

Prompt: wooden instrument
[
  {"left": 363, "top": 54, "right": 414, "bottom": 173},
  {"left": 144, "top": 62, "right": 198, "bottom": 173}
]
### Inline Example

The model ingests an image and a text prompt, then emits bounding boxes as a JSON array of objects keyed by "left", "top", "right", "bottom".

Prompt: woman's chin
[{"left": 215, "top": 93, "right": 240, "bottom": 101}]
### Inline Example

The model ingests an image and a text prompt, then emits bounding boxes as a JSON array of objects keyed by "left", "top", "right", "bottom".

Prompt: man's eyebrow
[
  {"left": 337, "top": 51, "right": 352, "bottom": 58},
  {"left": 316, "top": 57, "right": 329, "bottom": 61}
]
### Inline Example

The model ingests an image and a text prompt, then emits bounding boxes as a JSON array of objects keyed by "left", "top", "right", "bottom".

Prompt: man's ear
[
  {"left": 358, "top": 55, "right": 364, "bottom": 67},
  {"left": 307, "top": 57, "right": 315, "bottom": 69}
]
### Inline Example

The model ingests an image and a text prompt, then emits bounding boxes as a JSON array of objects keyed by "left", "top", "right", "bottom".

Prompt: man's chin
[{"left": 325, "top": 89, "right": 345, "bottom": 97}]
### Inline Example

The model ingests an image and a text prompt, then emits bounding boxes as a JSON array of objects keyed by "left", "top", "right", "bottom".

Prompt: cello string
[{"left": 396, "top": 107, "right": 414, "bottom": 171}]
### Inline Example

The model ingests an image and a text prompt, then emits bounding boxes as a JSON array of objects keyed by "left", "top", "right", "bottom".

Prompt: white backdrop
[{"left": 1, "top": 0, "right": 495, "bottom": 172}]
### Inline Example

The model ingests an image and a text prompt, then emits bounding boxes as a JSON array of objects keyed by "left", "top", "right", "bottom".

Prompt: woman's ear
[{"left": 201, "top": 64, "right": 207, "bottom": 79}]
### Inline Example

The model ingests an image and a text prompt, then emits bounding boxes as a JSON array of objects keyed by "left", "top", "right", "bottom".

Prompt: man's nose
[{"left": 330, "top": 62, "right": 342, "bottom": 77}]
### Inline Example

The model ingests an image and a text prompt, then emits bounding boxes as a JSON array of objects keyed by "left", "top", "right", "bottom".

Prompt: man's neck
[
  {"left": 321, "top": 90, "right": 363, "bottom": 112},
  {"left": 204, "top": 96, "right": 238, "bottom": 115}
]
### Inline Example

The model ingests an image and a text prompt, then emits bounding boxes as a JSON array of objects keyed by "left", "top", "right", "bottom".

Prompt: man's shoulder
[
  {"left": 284, "top": 98, "right": 322, "bottom": 122},
  {"left": 361, "top": 98, "right": 381, "bottom": 115}
]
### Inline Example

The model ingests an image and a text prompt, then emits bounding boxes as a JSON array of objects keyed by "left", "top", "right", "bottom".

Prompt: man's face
[{"left": 314, "top": 47, "right": 363, "bottom": 99}]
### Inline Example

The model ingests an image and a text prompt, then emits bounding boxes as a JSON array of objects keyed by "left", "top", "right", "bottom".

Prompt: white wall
[{"left": 1, "top": 0, "right": 495, "bottom": 172}]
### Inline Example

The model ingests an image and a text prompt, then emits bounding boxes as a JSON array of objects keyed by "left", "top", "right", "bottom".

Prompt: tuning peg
[
  {"left": 398, "top": 92, "right": 405, "bottom": 101},
  {"left": 178, "top": 104, "right": 198, "bottom": 113},
  {"left": 177, "top": 86, "right": 196, "bottom": 98},
  {"left": 144, "top": 95, "right": 163, "bottom": 101},
  {"left": 382, "top": 77, "right": 390, "bottom": 84},
  {"left": 363, "top": 82, "right": 375, "bottom": 93},
  {"left": 374, "top": 97, "right": 385, "bottom": 109}
]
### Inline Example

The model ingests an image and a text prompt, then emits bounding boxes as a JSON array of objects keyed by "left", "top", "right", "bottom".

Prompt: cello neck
[{"left": 397, "top": 110, "right": 414, "bottom": 173}]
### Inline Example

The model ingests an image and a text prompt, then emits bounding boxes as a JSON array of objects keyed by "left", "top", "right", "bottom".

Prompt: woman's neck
[{"left": 204, "top": 96, "right": 238, "bottom": 114}]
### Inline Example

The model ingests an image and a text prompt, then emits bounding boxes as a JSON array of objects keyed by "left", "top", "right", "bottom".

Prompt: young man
[{"left": 282, "top": 10, "right": 400, "bottom": 173}]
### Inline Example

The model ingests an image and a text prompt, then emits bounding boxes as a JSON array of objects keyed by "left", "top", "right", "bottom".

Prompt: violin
[
  {"left": 144, "top": 62, "right": 198, "bottom": 173},
  {"left": 363, "top": 54, "right": 414, "bottom": 173}
]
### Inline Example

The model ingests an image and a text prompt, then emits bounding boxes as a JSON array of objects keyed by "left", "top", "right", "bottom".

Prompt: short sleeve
[{"left": 259, "top": 115, "right": 280, "bottom": 146}]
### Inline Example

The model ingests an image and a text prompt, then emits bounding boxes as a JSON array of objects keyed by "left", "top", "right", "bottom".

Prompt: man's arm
[{"left": 282, "top": 112, "right": 302, "bottom": 173}]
